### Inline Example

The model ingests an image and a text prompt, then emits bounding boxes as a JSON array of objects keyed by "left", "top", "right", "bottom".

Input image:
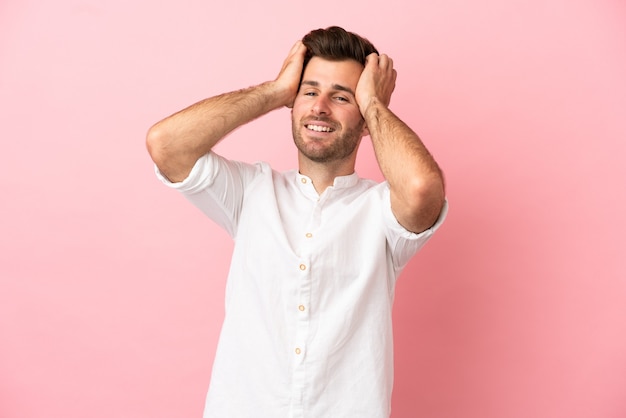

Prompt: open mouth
[{"left": 306, "top": 124, "right": 335, "bottom": 133}]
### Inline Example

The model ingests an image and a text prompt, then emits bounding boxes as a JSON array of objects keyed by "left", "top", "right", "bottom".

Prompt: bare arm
[
  {"left": 146, "top": 41, "right": 307, "bottom": 182},
  {"left": 356, "top": 53, "right": 445, "bottom": 233}
]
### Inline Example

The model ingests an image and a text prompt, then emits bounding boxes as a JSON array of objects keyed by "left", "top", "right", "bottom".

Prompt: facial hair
[{"left": 291, "top": 116, "right": 365, "bottom": 163}]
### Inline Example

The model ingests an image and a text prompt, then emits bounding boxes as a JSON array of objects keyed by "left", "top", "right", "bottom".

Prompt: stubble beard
[{"left": 291, "top": 116, "right": 364, "bottom": 163}]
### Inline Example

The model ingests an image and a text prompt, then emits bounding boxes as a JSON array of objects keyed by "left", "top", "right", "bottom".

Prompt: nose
[{"left": 311, "top": 95, "right": 331, "bottom": 115}]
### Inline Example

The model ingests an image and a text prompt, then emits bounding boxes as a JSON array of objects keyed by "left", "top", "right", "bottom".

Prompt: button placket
[
  {"left": 290, "top": 176, "right": 319, "bottom": 410},
  {"left": 293, "top": 256, "right": 310, "bottom": 365}
]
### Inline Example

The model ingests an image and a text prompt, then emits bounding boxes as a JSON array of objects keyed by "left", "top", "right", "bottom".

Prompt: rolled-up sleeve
[
  {"left": 155, "top": 152, "right": 262, "bottom": 237},
  {"left": 378, "top": 184, "right": 448, "bottom": 271}
]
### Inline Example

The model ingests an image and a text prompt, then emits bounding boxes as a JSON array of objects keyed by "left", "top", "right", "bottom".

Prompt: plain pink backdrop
[{"left": 1, "top": 0, "right": 625, "bottom": 417}]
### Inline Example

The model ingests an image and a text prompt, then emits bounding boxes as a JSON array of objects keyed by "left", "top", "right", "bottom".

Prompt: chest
[{"left": 238, "top": 179, "right": 386, "bottom": 259}]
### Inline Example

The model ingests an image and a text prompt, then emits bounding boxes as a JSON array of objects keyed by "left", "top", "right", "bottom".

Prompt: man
[{"left": 147, "top": 26, "right": 447, "bottom": 418}]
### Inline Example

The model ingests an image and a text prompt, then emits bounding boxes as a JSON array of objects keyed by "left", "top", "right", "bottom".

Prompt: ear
[{"left": 361, "top": 123, "right": 370, "bottom": 138}]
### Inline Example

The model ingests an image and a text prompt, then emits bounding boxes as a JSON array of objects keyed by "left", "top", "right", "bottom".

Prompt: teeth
[{"left": 307, "top": 124, "right": 333, "bottom": 132}]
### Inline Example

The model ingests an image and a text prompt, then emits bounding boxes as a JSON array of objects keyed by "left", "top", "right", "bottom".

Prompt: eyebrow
[{"left": 301, "top": 80, "right": 355, "bottom": 96}]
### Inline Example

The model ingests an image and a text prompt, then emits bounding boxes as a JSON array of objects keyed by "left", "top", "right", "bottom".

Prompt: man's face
[{"left": 291, "top": 57, "right": 367, "bottom": 164}]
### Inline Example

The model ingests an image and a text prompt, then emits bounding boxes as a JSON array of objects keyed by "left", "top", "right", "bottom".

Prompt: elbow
[
  {"left": 401, "top": 173, "right": 446, "bottom": 232},
  {"left": 145, "top": 124, "right": 169, "bottom": 168},
  {"left": 409, "top": 171, "right": 445, "bottom": 207},
  {"left": 145, "top": 123, "right": 194, "bottom": 183}
]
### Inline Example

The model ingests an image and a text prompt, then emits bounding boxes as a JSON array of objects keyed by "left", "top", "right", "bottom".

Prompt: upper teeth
[{"left": 307, "top": 125, "right": 333, "bottom": 132}]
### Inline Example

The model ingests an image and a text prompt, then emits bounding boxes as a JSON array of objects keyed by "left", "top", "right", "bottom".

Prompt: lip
[
  {"left": 305, "top": 125, "right": 334, "bottom": 134},
  {"left": 303, "top": 118, "right": 336, "bottom": 133}
]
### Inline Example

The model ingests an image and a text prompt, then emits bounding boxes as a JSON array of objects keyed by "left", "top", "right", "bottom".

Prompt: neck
[{"left": 297, "top": 154, "right": 356, "bottom": 195}]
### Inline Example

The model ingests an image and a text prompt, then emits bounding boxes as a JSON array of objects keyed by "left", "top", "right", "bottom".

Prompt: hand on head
[
  {"left": 356, "top": 53, "right": 397, "bottom": 115},
  {"left": 275, "top": 41, "right": 307, "bottom": 109},
  {"left": 274, "top": 39, "right": 397, "bottom": 114}
]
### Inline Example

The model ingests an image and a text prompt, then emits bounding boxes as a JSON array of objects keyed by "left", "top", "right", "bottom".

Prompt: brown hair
[{"left": 301, "top": 26, "right": 379, "bottom": 69}]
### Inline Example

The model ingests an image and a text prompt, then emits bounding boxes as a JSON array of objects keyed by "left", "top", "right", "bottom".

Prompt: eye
[{"left": 335, "top": 96, "right": 349, "bottom": 102}]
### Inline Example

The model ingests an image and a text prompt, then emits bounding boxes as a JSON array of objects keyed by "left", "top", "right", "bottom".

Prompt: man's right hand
[
  {"left": 146, "top": 41, "right": 307, "bottom": 183},
  {"left": 273, "top": 41, "right": 307, "bottom": 109}
]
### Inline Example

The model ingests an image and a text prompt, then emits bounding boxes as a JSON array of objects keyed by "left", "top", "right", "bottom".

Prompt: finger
[
  {"left": 378, "top": 54, "right": 393, "bottom": 70},
  {"left": 287, "top": 41, "right": 305, "bottom": 59},
  {"left": 290, "top": 40, "right": 303, "bottom": 53},
  {"left": 378, "top": 54, "right": 387, "bottom": 67},
  {"left": 283, "top": 42, "right": 306, "bottom": 71},
  {"left": 365, "top": 52, "right": 378, "bottom": 66}
]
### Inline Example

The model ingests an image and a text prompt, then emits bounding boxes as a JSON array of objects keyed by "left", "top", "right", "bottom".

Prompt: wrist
[
  {"left": 264, "top": 79, "right": 298, "bottom": 109},
  {"left": 361, "top": 96, "right": 384, "bottom": 119}
]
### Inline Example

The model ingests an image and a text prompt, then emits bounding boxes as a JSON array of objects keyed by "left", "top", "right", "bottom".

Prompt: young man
[{"left": 147, "top": 26, "right": 447, "bottom": 418}]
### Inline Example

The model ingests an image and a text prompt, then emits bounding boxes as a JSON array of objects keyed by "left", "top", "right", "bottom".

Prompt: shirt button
[
  {"left": 299, "top": 264, "right": 307, "bottom": 271},
  {"left": 305, "top": 232, "right": 313, "bottom": 238},
  {"left": 301, "top": 178, "right": 307, "bottom": 184},
  {"left": 298, "top": 305, "right": 305, "bottom": 312},
  {"left": 295, "top": 347, "right": 302, "bottom": 355}
]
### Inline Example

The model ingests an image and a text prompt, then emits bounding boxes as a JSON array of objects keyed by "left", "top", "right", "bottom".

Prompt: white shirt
[{"left": 157, "top": 152, "right": 447, "bottom": 418}]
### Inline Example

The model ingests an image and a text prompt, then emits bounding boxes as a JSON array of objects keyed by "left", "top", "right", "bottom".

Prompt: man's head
[
  {"left": 301, "top": 26, "right": 379, "bottom": 71},
  {"left": 291, "top": 27, "right": 379, "bottom": 168}
]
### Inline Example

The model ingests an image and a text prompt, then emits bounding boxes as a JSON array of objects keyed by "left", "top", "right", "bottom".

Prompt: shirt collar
[
  {"left": 295, "top": 171, "right": 359, "bottom": 192},
  {"left": 331, "top": 172, "right": 359, "bottom": 189}
]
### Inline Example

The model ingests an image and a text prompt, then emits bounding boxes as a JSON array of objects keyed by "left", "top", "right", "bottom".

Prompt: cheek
[
  {"left": 342, "top": 110, "right": 365, "bottom": 128},
  {"left": 291, "top": 101, "right": 308, "bottom": 118}
]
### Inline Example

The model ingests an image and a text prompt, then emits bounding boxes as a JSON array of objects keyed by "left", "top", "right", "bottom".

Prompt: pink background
[{"left": 1, "top": 0, "right": 625, "bottom": 417}]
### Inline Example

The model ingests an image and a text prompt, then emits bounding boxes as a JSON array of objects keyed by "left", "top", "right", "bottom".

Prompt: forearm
[
  {"left": 365, "top": 99, "right": 445, "bottom": 232},
  {"left": 146, "top": 81, "right": 290, "bottom": 182}
]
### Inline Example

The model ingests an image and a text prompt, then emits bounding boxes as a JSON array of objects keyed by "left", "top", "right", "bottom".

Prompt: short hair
[{"left": 301, "top": 26, "right": 379, "bottom": 69}]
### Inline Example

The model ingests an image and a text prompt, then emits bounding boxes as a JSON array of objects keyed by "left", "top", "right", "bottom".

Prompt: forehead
[{"left": 301, "top": 57, "right": 364, "bottom": 90}]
